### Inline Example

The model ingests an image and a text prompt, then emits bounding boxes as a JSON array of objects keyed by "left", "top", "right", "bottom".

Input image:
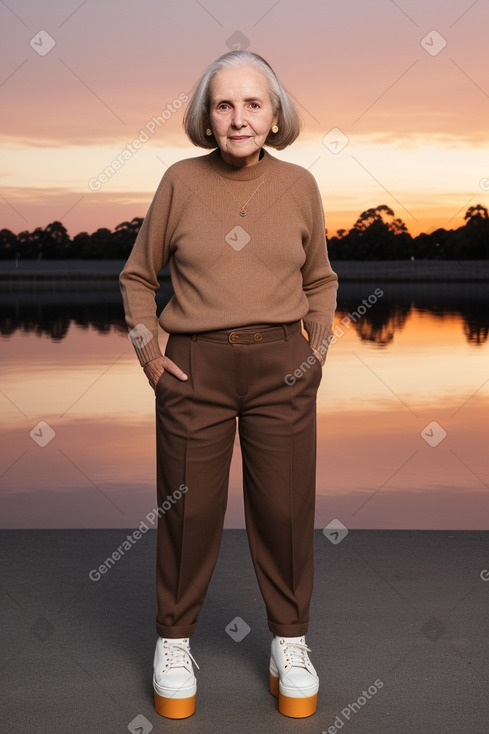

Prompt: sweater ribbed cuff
[
  {"left": 126, "top": 324, "right": 163, "bottom": 367},
  {"left": 136, "top": 341, "right": 163, "bottom": 367},
  {"left": 303, "top": 321, "right": 332, "bottom": 353}
]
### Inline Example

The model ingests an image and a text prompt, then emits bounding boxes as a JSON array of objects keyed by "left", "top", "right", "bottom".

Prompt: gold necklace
[{"left": 218, "top": 177, "right": 265, "bottom": 217}]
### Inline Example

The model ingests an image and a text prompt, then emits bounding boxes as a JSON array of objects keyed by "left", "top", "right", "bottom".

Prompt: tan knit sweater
[{"left": 119, "top": 148, "right": 338, "bottom": 366}]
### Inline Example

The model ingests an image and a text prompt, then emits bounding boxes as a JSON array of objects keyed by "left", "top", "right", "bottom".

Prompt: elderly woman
[{"left": 119, "top": 50, "right": 337, "bottom": 720}]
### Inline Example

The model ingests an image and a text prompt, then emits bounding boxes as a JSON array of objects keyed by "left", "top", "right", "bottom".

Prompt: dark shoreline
[{"left": 1, "top": 259, "right": 489, "bottom": 284}]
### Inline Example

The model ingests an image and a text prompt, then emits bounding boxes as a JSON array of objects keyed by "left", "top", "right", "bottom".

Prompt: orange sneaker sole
[
  {"left": 154, "top": 690, "right": 196, "bottom": 719},
  {"left": 269, "top": 673, "right": 317, "bottom": 718}
]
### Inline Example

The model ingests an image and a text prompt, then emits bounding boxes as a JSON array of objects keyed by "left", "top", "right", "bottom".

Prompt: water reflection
[
  {"left": 1, "top": 280, "right": 487, "bottom": 346},
  {"left": 1, "top": 280, "right": 488, "bottom": 530},
  {"left": 336, "top": 282, "right": 489, "bottom": 347},
  {"left": 0, "top": 282, "right": 172, "bottom": 341},
  {"left": 344, "top": 302, "right": 411, "bottom": 348}
]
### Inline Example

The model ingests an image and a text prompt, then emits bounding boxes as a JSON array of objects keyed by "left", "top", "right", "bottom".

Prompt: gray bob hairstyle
[{"left": 183, "top": 51, "right": 301, "bottom": 151}]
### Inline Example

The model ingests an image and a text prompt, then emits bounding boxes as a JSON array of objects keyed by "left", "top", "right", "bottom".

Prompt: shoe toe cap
[
  {"left": 154, "top": 670, "right": 196, "bottom": 698},
  {"left": 280, "top": 670, "right": 319, "bottom": 697}
]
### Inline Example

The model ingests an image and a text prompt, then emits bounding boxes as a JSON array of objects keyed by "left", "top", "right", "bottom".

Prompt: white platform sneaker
[
  {"left": 153, "top": 637, "right": 199, "bottom": 719},
  {"left": 269, "top": 635, "right": 319, "bottom": 717}
]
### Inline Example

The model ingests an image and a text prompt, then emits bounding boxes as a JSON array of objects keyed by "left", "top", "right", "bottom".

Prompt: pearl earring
[
  {"left": 206, "top": 128, "right": 213, "bottom": 136},
  {"left": 271, "top": 125, "right": 279, "bottom": 133}
]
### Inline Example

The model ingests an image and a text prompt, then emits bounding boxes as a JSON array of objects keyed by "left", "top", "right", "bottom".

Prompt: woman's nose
[{"left": 231, "top": 109, "right": 245, "bottom": 127}]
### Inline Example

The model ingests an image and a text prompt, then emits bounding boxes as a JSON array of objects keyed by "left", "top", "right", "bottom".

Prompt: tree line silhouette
[
  {"left": 327, "top": 204, "right": 489, "bottom": 260},
  {"left": 2, "top": 286, "right": 486, "bottom": 345},
  {"left": 0, "top": 203, "right": 488, "bottom": 260}
]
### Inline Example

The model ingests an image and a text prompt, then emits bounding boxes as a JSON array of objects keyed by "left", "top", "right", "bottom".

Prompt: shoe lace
[
  {"left": 162, "top": 641, "right": 200, "bottom": 671},
  {"left": 282, "top": 640, "right": 311, "bottom": 669}
]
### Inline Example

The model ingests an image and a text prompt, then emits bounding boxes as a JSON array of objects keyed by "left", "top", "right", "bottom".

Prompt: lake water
[{"left": 1, "top": 279, "right": 488, "bottom": 530}]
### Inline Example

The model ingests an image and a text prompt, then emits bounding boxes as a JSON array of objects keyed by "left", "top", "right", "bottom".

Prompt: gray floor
[{"left": 1, "top": 529, "right": 488, "bottom": 733}]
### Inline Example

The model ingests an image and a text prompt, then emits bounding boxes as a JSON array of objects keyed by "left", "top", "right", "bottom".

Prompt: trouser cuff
[
  {"left": 156, "top": 620, "right": 197, "bottom": 639},
  {"left": 268, "top": 619, "right": 309, "bottom": 637}
]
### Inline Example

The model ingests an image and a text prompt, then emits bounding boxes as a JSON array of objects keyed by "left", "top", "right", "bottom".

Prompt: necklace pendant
[{"left": 239, "top": 210, "right": 247, "bottom": 217}]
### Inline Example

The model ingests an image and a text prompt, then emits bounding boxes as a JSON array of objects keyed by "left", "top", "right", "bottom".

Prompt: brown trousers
[{"left": 154, "top": 321, "right": 322, "bottom": 638}]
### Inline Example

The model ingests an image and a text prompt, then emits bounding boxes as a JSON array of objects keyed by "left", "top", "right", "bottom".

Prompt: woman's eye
[{"left": 249, "top": 102, "right": 259, "bottom": 109}]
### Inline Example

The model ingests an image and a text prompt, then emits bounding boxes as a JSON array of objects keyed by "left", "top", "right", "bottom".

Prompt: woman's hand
[
  {"left": 312, "top": 347, "right": 326, "bottom": 366},
  {"left": 143, "top": 356, "right": 188, "bottom": 390}
]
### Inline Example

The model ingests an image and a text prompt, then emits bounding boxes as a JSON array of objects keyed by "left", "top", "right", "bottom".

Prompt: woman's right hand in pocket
[{"left": 143, "top": 356, "right": 188, "bottom": 391}]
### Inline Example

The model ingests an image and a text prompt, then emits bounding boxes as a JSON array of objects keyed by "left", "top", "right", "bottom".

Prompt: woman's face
[{"left": 208, "top": 65, "right": 278, "bottom": 168}]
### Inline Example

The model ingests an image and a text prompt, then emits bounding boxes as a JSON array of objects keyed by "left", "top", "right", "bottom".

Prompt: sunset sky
[{"left": 1, "top": 0, "right": 488, "bottom": 239}]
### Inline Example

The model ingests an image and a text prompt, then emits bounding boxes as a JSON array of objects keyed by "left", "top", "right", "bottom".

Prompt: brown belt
[{"left": 190, "top": 320, "right": 301, "bottom": 344}]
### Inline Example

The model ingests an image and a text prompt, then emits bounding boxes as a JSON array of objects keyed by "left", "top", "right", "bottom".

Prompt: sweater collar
[{"left": 206, "top": 147, "right": 272, "bottom": 181}]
